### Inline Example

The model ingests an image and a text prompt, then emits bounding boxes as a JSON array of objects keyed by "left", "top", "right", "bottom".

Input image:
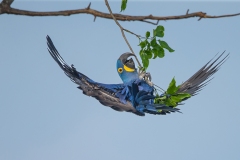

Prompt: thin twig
[
  {"left": 104, "top": 0, "right": 142, "bottom": 68},
  {"left": 123, "top": 28, "right": 142, "bottom": 39},
  {"left": 154, "top": 84, "right": 166, "bottom": 93},
  {"left": 140, "top": 19, "right": 159, "bottom": 25},
  {"left": 86, "top": 2, "right": 91, "bottom": 10}
]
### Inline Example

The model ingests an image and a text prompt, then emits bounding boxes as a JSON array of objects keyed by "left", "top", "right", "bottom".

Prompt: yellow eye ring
[{"left": 118, "top": 68, "right": 123, "bottom": 73}]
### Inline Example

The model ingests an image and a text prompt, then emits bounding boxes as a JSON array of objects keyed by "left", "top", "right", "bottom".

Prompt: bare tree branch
[
  {"left": 1, "top": 0, "right": 13, "bottom": 6},
  {"left": 0, "top": 0, "right": 239, "bottom": 23},
  {"left": 0, "top": 0, "right": 13, "bottom": 13}
]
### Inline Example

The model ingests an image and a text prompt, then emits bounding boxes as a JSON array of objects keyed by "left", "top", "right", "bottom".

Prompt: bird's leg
[
  {"left": 138, "top": 70, "right": 153, "bottom": 86},
  {"left": 138, "top": 70, "right": 145, "bottom": 80},
  {"left": 145, "top": 73, "right": 153, "bottom": 86},
  {"left": 145, "top": 72, "right": 152, "bottom": 81}
]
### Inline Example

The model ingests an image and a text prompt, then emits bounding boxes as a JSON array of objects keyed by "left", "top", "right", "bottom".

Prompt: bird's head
[{"left": 116, "top": 52, "right": 138, "bottom": 83}]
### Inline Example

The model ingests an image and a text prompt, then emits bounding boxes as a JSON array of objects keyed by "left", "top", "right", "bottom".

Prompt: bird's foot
[{"left": 138, "top": 71, "right": 153, "bottom": 86}]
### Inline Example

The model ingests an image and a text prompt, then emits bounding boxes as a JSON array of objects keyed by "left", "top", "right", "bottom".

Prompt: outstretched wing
[
  {"left": 178, "top": 52, "right": 229, "bottom": 97},
  {"left": 46, "top": 35, "right": 142, "bottom": 115}
]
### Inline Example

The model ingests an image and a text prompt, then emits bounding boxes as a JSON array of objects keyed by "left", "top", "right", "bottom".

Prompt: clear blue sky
[{"left": 1, "top": 1, "right": 240, "bottom": 160}]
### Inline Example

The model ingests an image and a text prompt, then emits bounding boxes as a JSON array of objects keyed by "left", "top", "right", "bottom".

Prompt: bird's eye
[{"left": 118, "top": 68, "right": 123, "bottom": 73}]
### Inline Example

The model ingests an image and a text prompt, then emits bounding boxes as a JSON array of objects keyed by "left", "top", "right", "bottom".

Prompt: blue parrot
[{"left": 46, "top": 35, "right": 229, "bottom": 116}]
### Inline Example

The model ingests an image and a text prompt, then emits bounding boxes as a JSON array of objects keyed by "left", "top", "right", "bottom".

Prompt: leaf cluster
[
  {"left": 154, "top": 78, "right": 191, "bottom": 107},
  {"left": 139, "top": 25, "right": 174, "bottom": 70}
]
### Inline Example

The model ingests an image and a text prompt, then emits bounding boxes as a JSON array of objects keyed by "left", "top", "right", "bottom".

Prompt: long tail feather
[{"left": 178, "top": 52, "right": 229, "bottom": 96}]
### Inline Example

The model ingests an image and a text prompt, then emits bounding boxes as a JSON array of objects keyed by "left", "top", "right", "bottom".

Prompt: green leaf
[
  {"left": 158, "top": 40, "right": 175, "bottom": 52},
  {"left": 150, "top": 38, "right": 157, "bottom": 47},
  {"left": 139, "top": 40, "right": 147, "bottom": 48},
  {"left": 171, "top": 96, "right": 182, "bottom": 103},
  {"left": 157, "top": 46, "right": 165, "bottom": 58},
  {"left": 153, "top": 25, "right": 165, "bottom": 37},
  {"left": 146, "top": 41, "right": 151, "bottom": 50},
  {"left": 165, "top": 98, "right": 175, "bottom": 106},
  {"left": 139, "top": 49, "right": 144, "bottom": 59},
  {"left": 145, "top": 50, "right": 152, "bottom": 59},
  {"left": 140, "top": 52, "right": 149, "bottom": 70},
  {"left": 168, "top": 93, "right": 191, "bottom": 107},
  {"left": 121, "top": 0, "right": 128, "bottom": 12},
  {"left": 156, "top": 31, "right": 164, "bottom": 37},
  {"left": 146, "top": 31, "right": 150, "bottom": 38},
  {"left": 152, "top": 49, "right": 158, "bottom": 59},
  {"left": 166, "top": 78, "right": 179, "bottom": 94},
  {"left": 156, "top": 25, "right": 165, "bottom": 32},
  {"left": 175, "top": 93, "right": 191, "bottom": 100},
  {"left": 142, "top": 57, "right": 149, "bottom": 69}
]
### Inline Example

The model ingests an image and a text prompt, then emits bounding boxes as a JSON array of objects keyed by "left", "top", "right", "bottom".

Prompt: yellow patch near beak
[{"left": 124, "top": 65, "right": 135, "bottom": 72}]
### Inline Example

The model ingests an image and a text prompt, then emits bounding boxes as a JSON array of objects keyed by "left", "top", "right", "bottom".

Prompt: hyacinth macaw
[{"left": 46, "top": 35, "right": 229, "bottom": 116}]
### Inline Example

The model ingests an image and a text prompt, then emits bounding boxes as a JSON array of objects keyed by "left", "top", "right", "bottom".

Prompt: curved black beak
[{"left": 118, "top": 52, "right": 136, "bottom": 69}]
